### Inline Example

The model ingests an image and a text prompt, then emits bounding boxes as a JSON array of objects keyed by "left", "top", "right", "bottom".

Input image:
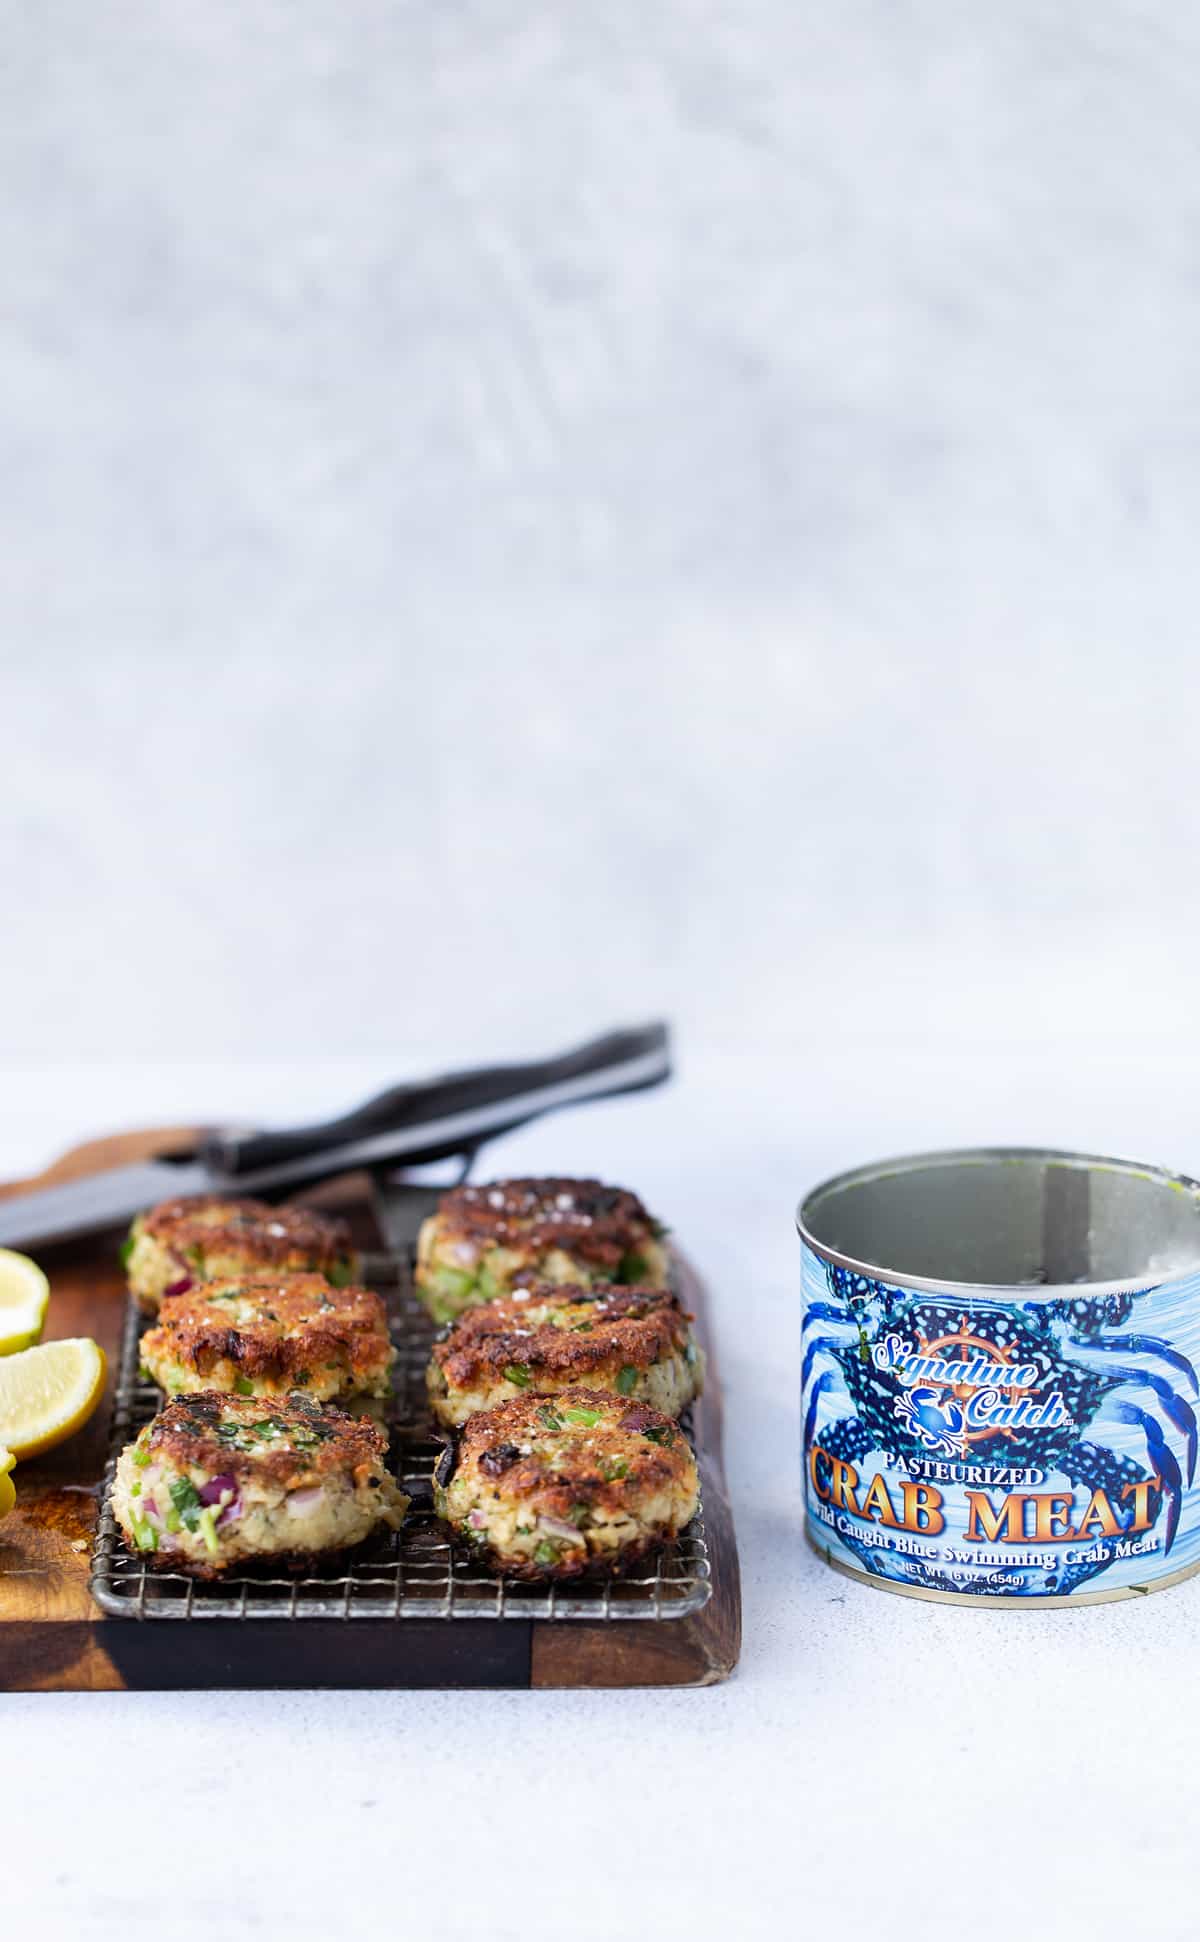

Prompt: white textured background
[
  {"left": 6, "top": 8, "right": 1200, "bottom": 1941},
  {"left": 5, "top": 3, "right": 1200, "bottom": 1070}
]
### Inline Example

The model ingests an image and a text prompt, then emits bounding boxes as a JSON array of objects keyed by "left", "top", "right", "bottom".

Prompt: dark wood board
[{"left": 0, "top": 1129, "right": 741, "bottom": 1690}]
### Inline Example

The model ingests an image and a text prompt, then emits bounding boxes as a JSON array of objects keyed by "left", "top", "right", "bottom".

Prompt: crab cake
[
  {"left": 111, "top": 1391, "right": 407, "bottom": 1576},
  {"left": 415, "top": 1177, "right": 669, "bottom": 1322},
  {"left": 433, "top": 1386, "right": 699, "bottom": 1580},
  {"left": 427, "top": 1283, "right": 705, "bottom": 1427},
  {"left": 139, "top": 1272, "right": 395, "bottom": 1410},
  {"left": 123, "top": 1195, "right": 355, "bottom": 1313}
]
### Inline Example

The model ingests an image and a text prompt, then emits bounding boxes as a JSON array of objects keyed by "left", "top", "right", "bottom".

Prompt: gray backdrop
[{"left": 3, "top": 4, "right": 1197, "bottom": 1064}]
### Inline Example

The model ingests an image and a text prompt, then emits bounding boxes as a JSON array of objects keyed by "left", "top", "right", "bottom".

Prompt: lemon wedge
[
  {"left": 0, "top": 1338, "right": 107, "bottom": 1459},
  {"left": 0, "top": 1446, "right": 14, "bottom": 1519},
  {"left": 0, "top": 1249, "right": 50, "bottom": 1355}
]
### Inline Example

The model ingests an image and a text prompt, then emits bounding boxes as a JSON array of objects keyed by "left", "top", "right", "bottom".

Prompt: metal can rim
[{"left": 796, "top": 1143, "right": 1200, "bottom": 1301}]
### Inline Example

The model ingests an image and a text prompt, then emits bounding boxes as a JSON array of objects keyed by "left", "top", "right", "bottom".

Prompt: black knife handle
[{"left": 201, "top": 1022, "right": 671, "bottom": 1177}]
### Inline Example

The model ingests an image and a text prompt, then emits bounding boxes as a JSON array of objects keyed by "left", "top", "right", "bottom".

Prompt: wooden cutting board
[{"left": 0, "top": 1128, "right": 741, "bottom": 1690}]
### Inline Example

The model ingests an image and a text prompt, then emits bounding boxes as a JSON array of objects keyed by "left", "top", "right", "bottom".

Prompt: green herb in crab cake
[
  {"left": 110, "top": 1391, "right": 407, "bottom": 1577},
  {"left": 138, "top": 1271, "right": 395, "bottom": 1410},
  {"left": 122, "top": 1194, "right": 356, "bottom": 1314},
  {"left": 432, "top": 1386, "right": 698, "bottom": 1581},
  {"left": 426, "top": 1282, "right": 704, "bottom": 1427},
  {"left": 414, "top": 1178, "right": 670, "bottom": 1322}
]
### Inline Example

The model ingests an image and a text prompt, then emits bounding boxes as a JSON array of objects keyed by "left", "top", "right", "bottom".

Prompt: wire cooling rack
[{"left": 90, "top": 1271, "right": 713, "bottom": 1623}]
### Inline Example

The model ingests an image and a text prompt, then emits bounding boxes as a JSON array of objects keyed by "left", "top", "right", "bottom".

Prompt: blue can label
[{"left": 801, "top": 1243, "right": 1200, "bottom": 1599}]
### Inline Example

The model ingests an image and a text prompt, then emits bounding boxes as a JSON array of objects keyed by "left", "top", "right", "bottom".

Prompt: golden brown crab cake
[
  {"left": 111, "top": 1391, "right": 407, "bottom": 1577},
  {"left": 139, "top": 1272, "right": 395, "bottom": 1410},
  {"left": 433, "top": 1386, "right": 699, "bottom": 1580},
  {"left": 414, "top": 1177, "right": 670, "bottom": 1322},
  {"left": 426, "top": 1283, "right": 705, "bottom": 1427},
  {"left": 122, "top": 1195, "right": 355, "bottom": 1313}
]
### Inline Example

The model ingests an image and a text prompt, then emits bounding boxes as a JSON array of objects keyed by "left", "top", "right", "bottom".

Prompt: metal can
[{"left": 798, "top": 1148, "right": 1200, "bottom": 1605}]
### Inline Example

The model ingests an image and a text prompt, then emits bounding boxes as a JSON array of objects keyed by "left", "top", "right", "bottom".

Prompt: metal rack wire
[{"left": 90, "top": 1270, "right": 713, "bottom": 1623}]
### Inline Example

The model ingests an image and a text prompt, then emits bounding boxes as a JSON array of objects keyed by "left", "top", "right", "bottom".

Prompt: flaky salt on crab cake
[
  {"left": 122, "top": 1195, "right": 355, "bottom": 1312},
  {"left": 433, "top": 1386, "right": 699, "bottom": 1581},
  {"left": 426, "top": 1282, "right": 704, "bottom": 1427},
  {"left": 414, "top": 1177, "right": 670, "bottom": 1322},
  {"left": 139, "top": 1272, "right": 395, "bottom": 1411},
  {"left": 111, "top": 1391, "right": 407, "bottom": 1577}
]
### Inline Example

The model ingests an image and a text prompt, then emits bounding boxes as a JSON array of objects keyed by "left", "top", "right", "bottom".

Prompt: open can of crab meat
[{"left": 798, "top": 1149, "right": 1200, "bottom": 1605}]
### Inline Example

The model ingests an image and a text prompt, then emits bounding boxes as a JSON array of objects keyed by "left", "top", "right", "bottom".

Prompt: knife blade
[
  {"left": 367, "top": 1178, "right": 447, "bottom": 1267},
  {"left": 0, "top": 1023, "right": 671, "bottom": 1251}
]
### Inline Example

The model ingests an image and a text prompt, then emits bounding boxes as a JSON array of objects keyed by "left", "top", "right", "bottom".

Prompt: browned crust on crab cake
[
  {"left": 139, "top": 1194, "right": 351, "bottom": 1266},
  {"left": 112, "top": 1392, "right": 407, "bottom": 1577},
  {"left": 144, "top": 1390, "right": 386, "bottom": 1491},
  {"left": 140, "top": 1273, "right": 393, "bottom": 1395},
  {"left": 430, "top": 1283, "right": 696, "bottom": 1390},
  {"left": 433, "top": 1386, "right": 699, "bottom": 1581},
  {"left": 176, "top": 1544, "right": 366, "bottom": 1583},
  {"left": 431, "top": 1178, "right": 659, "bottom": 1269}
]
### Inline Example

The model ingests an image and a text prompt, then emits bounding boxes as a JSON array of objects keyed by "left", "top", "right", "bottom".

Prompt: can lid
[{"left": 797, "top": 1146, "right": 1200, "bottom": 1298}]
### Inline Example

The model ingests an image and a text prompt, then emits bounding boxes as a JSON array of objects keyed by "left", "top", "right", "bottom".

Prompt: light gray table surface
[{"left": 4, "top": 1042, "right": 1197, "bottom": 1941}]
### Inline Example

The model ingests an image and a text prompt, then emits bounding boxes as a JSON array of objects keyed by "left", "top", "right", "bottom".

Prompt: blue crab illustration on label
[
  {"left": 800, "top": 1248, "right": 1200, "bottom": 1600},
  {"left": 891, "top": 1386, "right": 969, "bottom": 1458}
]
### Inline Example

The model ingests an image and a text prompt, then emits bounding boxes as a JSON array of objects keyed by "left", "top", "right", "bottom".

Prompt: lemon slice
[
  {"left": 0, "top": 1249, "right": 50, "bottom": 1355},
  {"left": 0, "top": 1338, "right": 107, "bottom": 1459},
  {"left": 0, "top": 1445, "right": 14, "bottom": 1519}
]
